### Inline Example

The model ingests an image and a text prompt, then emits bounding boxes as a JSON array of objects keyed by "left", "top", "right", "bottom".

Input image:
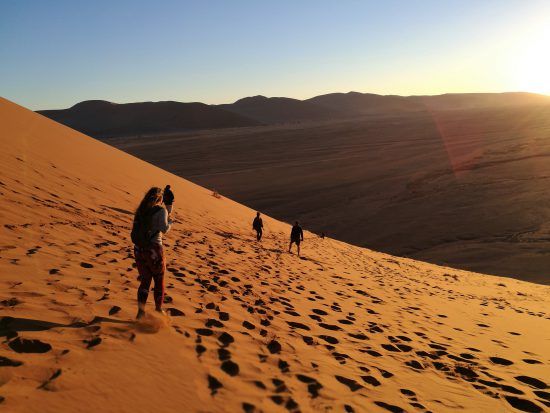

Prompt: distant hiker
[
  {"left": 252, "top": 212, "right": 263, "bottom": 241},
  {"left": 163, "top": 185, "right": 175, "bottom": 214},
  {"left": 131, "top": 187, "right": 172, "bottom": 319},
  {"left": 289, "top": 221, "right": 304, "bottom": 256}
]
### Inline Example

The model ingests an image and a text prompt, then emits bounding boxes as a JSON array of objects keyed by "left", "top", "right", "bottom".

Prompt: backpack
[{"left": 131, "top": 205, "right": 162, "bottom": 248}]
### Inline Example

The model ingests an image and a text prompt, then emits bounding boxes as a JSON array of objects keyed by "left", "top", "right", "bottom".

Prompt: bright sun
[{"left": 513, "top": 26, "right": 550, "bottom": 95}]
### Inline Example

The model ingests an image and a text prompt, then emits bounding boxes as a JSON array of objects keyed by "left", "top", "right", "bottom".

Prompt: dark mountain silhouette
[
  {"left": 37, "top": 100, "right": 260, "bottom": 138},
  {"left": 307, "top": 91, "right": 550, "bottom": 114},
  {"left": 37, "top": 92, "right": 549, "bottom": 138},
  {"left": 306, "top": 91, "right": 424, "bottom": 114},
  {"left": 220, "top": 95, "right": 342, "bottom": 124}
]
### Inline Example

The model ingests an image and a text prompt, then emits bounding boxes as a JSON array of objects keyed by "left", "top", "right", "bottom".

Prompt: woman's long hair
[{"left": 134, "top": 187, "right": 163, "bottom": 221}]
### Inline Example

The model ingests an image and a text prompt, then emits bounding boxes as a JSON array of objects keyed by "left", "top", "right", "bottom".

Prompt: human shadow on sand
[
  {"left": 0, "top": 316, "right": 131, "bottom": 337},
  {"left": 100, "top": 205, "right": 134, "bottom": 216}
]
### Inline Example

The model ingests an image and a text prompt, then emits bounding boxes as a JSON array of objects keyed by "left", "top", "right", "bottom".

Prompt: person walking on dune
[
  {"left": 131, "top": 187, "right": 172, "bottom": 319},
  {"left": 163, "top": 184, "right": 175, "bottom": 214},
  {"left": 289, "top": 221, "right": 304, "bottom": 256},
  {"left": 253, "top": 212, "right": 263, "bottom": 241}
]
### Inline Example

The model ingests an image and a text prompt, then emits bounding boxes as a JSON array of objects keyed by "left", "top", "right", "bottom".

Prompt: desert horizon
[
  {"left": 2, "top": 1, "right": 550, "bottom": 412},
  {"left": 31, "top": 89, "right": 550, "bottom": 111}
]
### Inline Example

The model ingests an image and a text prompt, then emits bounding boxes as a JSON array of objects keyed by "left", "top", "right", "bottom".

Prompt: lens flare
[{"left": 513, "top": 26, "right": 550, "bottom": 95}]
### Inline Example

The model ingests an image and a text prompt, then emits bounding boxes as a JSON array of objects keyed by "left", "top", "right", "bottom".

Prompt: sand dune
[{"left": 1, "top": 97, "right": 549, "bottom": 412}]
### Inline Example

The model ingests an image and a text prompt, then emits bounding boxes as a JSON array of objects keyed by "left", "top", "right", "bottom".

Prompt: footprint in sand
[
  {"left": 252, "top": 380, "right": 266, "bottom": 389},
  {"left": 515, "top": 376, "right": 547, "bottom": 389},
  {"left": 0, "top": 298, "right": 20, "bottom": 307},
  {"left": 500, "top": 384, "right": 524, "bottom": 395},
  {"left": 218, "top": 332, "right": 234, "bottom": 347},
  {"left": 522, "top": 359, "right": 542, "bottom": 364},
  {"left": 318, "top": 335, "right": 338, "bottom": 344},
  {"left": 196, "top": 328, "right": 214, "bottom": 336},
  {"left": 400, "top": 388, "right": 416, "bottom": 397},
  {"left": 242, "top": 321, "right": 255, "bottom": 330},
  {"left": 278, "top": 359, "right": 290, "bottom": 373},
  {"left": 348, "top": 333, "right": 369, "bottom": 340},
  {"left": 381, "top": 343, "right": 401, "bottom": 352},
  {"left": 0, "top": 356, "right": 23, "bottom": 367},
  {"left": 207, "top": 375, "right": 223, "bottom": 395},
  {"left": 195, "top": 344, "right": 206, "bottom": 357},
  {"left": 335, "top": 375, "right": 363, "bottom": 392},
  {"left": 405, "top": 360, "right": 424, "bottom": 370},
  {"left": 374, "top": 401, "right": 406, "bottom": 412},
  {"left": 221, "top": 360, "right": 239, "bottom": 376},
  {"left": 296, "top": 374, "right": 323, "bottom": 398},
  {"left": 206, "top": 319, "right": 224, "bottom": 328},
  {"left": 84, "top": 336, "right": 102, "bottom": 349},
  {"left": 504, "top": 396, "right": 544, "bottom": 412},
  {"left": 363, "top": 349, "right": 383, "bottom": 357},
  {"left": 242, "top": 402, "right": 256, "bottom": 412},
  {"left": 318, "top": 323, "right": 341, "bottom": 331},
  {"left": 8, "top": 337, "right": 52, "bottom": 353},
  {"left": 217, "top": 348, "right": 231, "bottom": 361},
  {"left": 361, "top": 375, "right": 381, "bottom": 386},
  {"left": 108, "top": 306, "right": 121, "bottom": 316},
  {"left": 302, "top": 336, "right": 314, "bottom": 345},
  {"left": 167, "top": 308, "right": 184, "bottom": 316},
  {"left": 489, "top": 356, "right": 513, "bottom": 366},
  {"left": 287, "top": 321, "right": 310, "bottom": 331}
]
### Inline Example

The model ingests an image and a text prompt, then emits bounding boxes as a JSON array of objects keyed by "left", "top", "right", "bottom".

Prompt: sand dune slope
[{"left": 1, "top": 97, "right": 549, "bottom": 413}]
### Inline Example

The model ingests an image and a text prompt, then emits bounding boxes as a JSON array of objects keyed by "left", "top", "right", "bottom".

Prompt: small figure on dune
[
  {"left": 252, "top": 212, "right": 263, "bottom": 241},
  {"left": 131, "top": 187, "right": 173, "bottom": 319},
  {"left": 163, "top": 184, "right": 175, "bottom": 214},
  {"left": 289, "top": 221, "right": 304, "bottom": 256}
]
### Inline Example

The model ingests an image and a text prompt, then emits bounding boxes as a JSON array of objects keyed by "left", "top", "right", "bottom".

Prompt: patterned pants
[{"left": 134, "top": 244, "right": 165, "bottom": 309}]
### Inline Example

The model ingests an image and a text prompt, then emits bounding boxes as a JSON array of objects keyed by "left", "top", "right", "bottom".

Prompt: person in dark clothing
[
  {"left": 163, "top": 185, "right": 175, "bottom": 214},
  {"left": 289, "top": 221, "right": 304, "bottom": 256},
  {"left": 252, "top": 212, "right": 263, "bottom": 241}
]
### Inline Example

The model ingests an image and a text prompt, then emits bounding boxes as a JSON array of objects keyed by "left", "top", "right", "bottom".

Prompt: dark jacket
[
  {"left": 163, "top": 188, "right": 175, "bottom": 205},
  {"left": 253, "top": 217, "right": 263, "bottom": 230},
  {"left": 291, "top": 225, "right": 303, "bottom": 241}
]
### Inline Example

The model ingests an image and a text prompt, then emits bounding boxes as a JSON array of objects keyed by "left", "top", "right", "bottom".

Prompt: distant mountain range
[
  {"left": 37, "top": 91, "right": 550, "bottom": 138},
  {"left": 37, "top": 100, "right": 260, "bottom": 138}
]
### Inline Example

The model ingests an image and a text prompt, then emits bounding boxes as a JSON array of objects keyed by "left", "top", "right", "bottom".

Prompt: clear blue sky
[{"left": 1, "top": 0, "right": 549, "bottom": 109}]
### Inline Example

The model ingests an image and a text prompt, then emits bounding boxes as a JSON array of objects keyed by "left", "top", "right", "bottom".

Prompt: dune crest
[{"left": 0, "top": 97, "right": 549, "bottom": 412}]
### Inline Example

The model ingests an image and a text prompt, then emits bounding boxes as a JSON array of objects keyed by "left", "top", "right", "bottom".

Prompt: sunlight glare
[{"left": 514, "top": 25, "right": 550, "bottom": 95}]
